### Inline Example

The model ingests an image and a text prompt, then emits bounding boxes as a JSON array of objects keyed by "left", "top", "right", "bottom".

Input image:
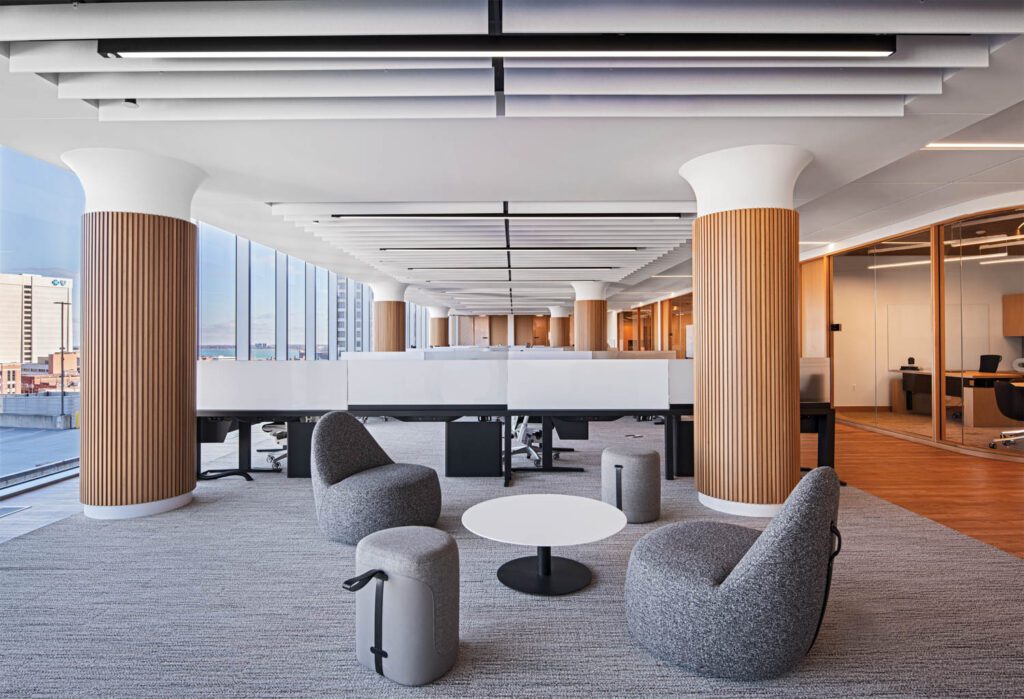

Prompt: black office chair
[
  {"left": 979, "top": 354, "right": 1002, "bottom": 373},
  {"left": 989, "top": 381, "right": 1024, "bottom": 449},
  {"left": 976, "top": 354, "right": 1002, "bottom": 388}
]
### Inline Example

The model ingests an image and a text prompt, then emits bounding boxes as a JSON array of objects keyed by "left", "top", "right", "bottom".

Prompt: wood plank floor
[{"left": 802, "top": 423, "right": 1024, "bottom": 558}]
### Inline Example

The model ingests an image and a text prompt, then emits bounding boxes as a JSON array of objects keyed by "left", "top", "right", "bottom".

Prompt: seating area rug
[{"left": 1, "top": 419, "right": 1021, "bottom": 697}]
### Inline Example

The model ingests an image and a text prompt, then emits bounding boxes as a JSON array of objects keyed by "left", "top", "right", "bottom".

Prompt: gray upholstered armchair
[
  {"left": 311, "top": 412, "right": 442, "bottom": 545},
  {"left": 625, "top": 467, "right": 841, "bottom": 680}
]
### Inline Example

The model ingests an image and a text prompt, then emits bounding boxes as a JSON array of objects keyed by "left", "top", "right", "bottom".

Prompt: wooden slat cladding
[
  {"left": 573, "top": 300, "right": 608, "bottom": 351},
  {"left": 373, "top": 301, "right": 406, "bottom": 351},
  {"left": 549, "top": 317, "right": 570, "bottom": 347},
  {"left": 80, "top": 212, "right": 196, "bottom": 507},
  {"left": 429, "top": 317, "right": 449, "bottom": 347},
  {"left": 693, "top": 207, "right": 801, "bottom": 506}
]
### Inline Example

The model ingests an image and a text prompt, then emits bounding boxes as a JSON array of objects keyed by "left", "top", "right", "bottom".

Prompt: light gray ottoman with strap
[
  {"left": 343, "top": 526, "right": 459, "bottom": 686},
  {"left": 601, "top": 446, "right": 661, "bottom": 523}
]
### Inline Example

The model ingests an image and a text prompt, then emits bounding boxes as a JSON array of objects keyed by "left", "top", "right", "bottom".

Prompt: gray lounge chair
[
  {"left": 311, "top": 411, "right": 442, "bottom": 545},
  {"left": 625, "top": 467, "right": 841, "bottom": 680}
]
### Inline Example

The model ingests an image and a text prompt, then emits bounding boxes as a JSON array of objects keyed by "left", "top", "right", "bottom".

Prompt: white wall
[{"left": 832, "top": 254, "right": 1023, "bottom": 408}]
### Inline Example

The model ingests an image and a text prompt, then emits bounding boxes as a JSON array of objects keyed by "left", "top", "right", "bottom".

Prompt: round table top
[{"left": 461, "top": 494, "right": 627, "bottom": 548}]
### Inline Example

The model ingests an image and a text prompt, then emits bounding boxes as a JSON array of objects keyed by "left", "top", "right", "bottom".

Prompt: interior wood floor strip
[{"left": 801, "top": 422, "right": 1024, "bottom": 557}]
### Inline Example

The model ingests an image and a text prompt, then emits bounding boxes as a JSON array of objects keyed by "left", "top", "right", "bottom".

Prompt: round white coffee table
[{"left": 462, "top": 494, "right": 627, "bottom": 596}]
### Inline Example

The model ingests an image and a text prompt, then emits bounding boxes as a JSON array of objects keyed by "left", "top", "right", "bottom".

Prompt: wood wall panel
[
  {"left": 574, "top": 300, "right": 608, "bottom": 351},
  {"left": 550, "top": 317, "right": 570, "bottom": 347},
  {"left": 693, "top": 207, "right": 801, "bottom": 506},
  {"left": 513, "top": 315, "right": 534, "bottom": 345},
  {"left": 429, "top": 317, "right": 449, "bottom": 347},
  {"left": 80, "top": 212, "right": 196, "bottom": 507},
  {"left": 800, "top": 257, "right": 829, "bottom": 358},
  {"left": 488, "top": 315, "right": 508, "bottom": 345},
  {"left": 373, "top": 301, "right": 405, "bottom": 351}
]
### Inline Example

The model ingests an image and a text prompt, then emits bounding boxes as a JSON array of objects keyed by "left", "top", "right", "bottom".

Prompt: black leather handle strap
[
  {"left": 343, "top": 568, "right": 387, "bottom": 592},
  {"left": 343, "top": 569, "right": 390, "bottom": 676},
  {"left": 615, "top": 464, "right": 623, "bottom": 510},
  {"left": 807, "top": 523, "right": 842, "bottom": 654}
]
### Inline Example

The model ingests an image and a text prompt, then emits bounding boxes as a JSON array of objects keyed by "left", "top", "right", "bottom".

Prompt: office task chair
[
  {"left": 258, "top": 422, "right": 287, "bottom": 471},
  {"left": 509, "top": 415, "right": 542, "bottom": 465},
  {"left": 975, "top": 354, "right": 1003, "bottom": 388},
  {"left": 989, "top": 381, "right": 1024, "bottom": 449},
  {"left": 311, "top": 412, "right": 441, "bottom": 545},
  {"left": 625, "top": 468, "right": 841, "bottom": 680}
]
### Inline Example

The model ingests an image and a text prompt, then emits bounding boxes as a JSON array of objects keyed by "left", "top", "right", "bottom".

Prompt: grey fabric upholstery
[
  {"left": 311, "top": 412, "right": 441, "bottom": 545},
  {"left": 625, "top": 468, "right": 841, "bottom": 680},
  {"left": 354, "top": 526, "right": 459, "bottom": 686},
  {"left": 600, "top": 446, "right": 661, "bottom": 523}
]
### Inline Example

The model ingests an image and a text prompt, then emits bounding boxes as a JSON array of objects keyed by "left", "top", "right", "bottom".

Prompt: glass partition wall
[
  {"left": 831, "top": 229, "right": 935, "bottom": 439},
  {"left": 829, "top": 206, "right": 1024, "bottom": 459},
  {"left": 941, "top": 209, "right": 1024, "bottom": 451}
]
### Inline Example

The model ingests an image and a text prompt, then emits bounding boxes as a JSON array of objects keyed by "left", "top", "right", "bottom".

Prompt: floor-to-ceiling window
[
  {"left": 315, "top": 267, "right": 329, "bottom": 359},
  {"left": 249, "top": 243, "right": 276, "bottom": 360},
  {"left": 0, "top": 146, "right": 84, "bottom": 489},
  {"left": 286, "top": 256, "right": 305, "bottom": 359},
  {"left": 198, "top": 224, "right": 236, "bottom": 360}
]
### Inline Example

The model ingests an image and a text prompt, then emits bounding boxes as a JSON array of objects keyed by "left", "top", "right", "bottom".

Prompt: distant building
[
  {"left": 20, "top": 351, "right": 79, "bottom": 395},
  {"left": 0, "top": 362, "right": 21, "bottom": 395},
  {"left": 0, "top": 273, "right": 73, "bottom": 364}
]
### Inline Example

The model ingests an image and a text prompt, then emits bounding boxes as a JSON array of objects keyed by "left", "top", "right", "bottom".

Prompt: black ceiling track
[
  {"left": 503, "top": 200, "right": 512, "bottom": 311},
  {"left": 490, "top": 0, "right": 505, "bottom": 116}
]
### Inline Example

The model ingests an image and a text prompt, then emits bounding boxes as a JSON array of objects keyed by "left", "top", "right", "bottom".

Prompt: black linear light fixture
[
  {"left": 380, "top": 246, "right": 640, "bottom": 251},
  {"left": 97, "top": 34, "right": 896, "bottom": 60},
  {"left": 324, "top": 212, "right": 688, "bottom": 221},
  {"left": 411, "top": 266, "right": 618, "bottom": 270}
]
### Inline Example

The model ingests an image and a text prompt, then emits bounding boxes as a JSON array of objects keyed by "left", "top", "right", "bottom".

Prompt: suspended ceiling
[{"left": 0, "top": 0, "right": 1022, "bottom": 313}]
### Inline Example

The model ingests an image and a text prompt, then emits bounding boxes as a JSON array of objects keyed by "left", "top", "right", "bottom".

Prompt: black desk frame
[{"left": 197, "top": 402, "right": 837, "bottom": 487}]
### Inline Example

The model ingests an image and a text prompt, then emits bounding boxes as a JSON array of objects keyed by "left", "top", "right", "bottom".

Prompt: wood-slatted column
[
  {"left": 693, "top": 208, "right": 801, "bottom": 509},
  {"left": 429, "top": 317, "right": 449, "bottom": 347},
  {"left": 550, "top": 317, "right": 570, "bottom": 347},
  {"left": 373, "top": 301, "right": 406, "bottom": 351},
  {"left": 80, "top": 212, "right": 197, "bottom": 509},
  {"left": 573, "top": 300, "right": 607, "bottom": 351}
]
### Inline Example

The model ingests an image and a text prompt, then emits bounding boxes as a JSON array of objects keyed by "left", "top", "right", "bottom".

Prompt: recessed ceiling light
[
  {"left": 923, "top": 142, "right": 1024, "bottom": 150},
  {"left": 98, "top": 34, "right": 896, "bottom": 60},
  {"left": 799, "top": 241, "right": 831, "bottom": 245}
]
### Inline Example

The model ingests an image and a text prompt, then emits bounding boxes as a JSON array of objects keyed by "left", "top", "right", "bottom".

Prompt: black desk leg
[
  {"left": 503, "top": 414, "right": 513, "bottom": 487},
  {"left": 677, "top": 419, "right": 695, "bottom": 478},
  {"left": 198, "top": 417, "right": 253, "bottom": 481},
  {"left": 663, "top": 414, "right": 675, "bottom": 481},
  {"left": 542, "top": 417, "right": 554, "bottom": 468},
  {"left": 814, "top": 412, "right": 845, "bottom": 486}
]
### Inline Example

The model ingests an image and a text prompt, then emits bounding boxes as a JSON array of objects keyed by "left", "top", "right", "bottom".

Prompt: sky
[{"left": 0, "top": 146, "right": 84, "bottom": 346}]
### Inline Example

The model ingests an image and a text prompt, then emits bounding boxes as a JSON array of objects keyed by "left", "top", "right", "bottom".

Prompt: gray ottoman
[
  {"left": 344, "top": 526, "right": 459, "bottom": 686},
  {"left": 601, "top": 446, "right": 661, "bottom": 523}
]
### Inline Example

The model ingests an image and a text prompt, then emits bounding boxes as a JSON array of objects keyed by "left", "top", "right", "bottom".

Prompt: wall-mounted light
[{"left": 923, "top": 142, "right": 1024, "bottom": 151}]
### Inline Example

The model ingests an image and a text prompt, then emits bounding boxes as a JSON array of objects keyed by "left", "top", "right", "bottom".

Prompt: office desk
[{"left": 897, "top": 370, "right": 1024, "bottom": 426}]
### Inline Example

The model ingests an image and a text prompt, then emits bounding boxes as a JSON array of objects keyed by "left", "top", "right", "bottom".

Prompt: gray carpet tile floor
[{"left": 1, "top": 418, "right": 1022, "bottom": 698}]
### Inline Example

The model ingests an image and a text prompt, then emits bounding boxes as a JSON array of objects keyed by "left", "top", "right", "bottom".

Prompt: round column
[
  {"left": 63, "top": 148, "right": 207, "bottom": 519},
  {"left": 571, "top": 282, "right": 607, "bottom": 351},
  {"left": 428, "top": 306, "right": 450, "bottom": 347},
  {"left": 679, "top": 145, "right": 812, "bottom": 517},
  {"left": 548, "top": 306, "right": 572, "bottom": 347},
  {"left": 370, "top": 281, "right": 408, "bottom": 352}
]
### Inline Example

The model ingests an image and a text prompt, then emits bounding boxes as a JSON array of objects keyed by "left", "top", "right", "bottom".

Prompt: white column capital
[
  {"left": 368, "top": 280, "right": 408, "bottom": 302},
  {"left": 62, "top": 147, "right": 206, "bottom": 221},
  {"left": 571, "top": 282, "right": 607, "bottom": 301},
  {"left": 428, "top": 305, "right": 450, "bottom": 318},
  {"left": 678, "top": 144, "right": 812, "bottom": 217},
  {"left": 548, "top": 305, "right": 572, "bottom": 318}
]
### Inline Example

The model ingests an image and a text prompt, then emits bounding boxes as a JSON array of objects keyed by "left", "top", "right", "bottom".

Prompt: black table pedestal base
[{"left": 496, "top": 546, "right": 592, "bottom": 596}]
